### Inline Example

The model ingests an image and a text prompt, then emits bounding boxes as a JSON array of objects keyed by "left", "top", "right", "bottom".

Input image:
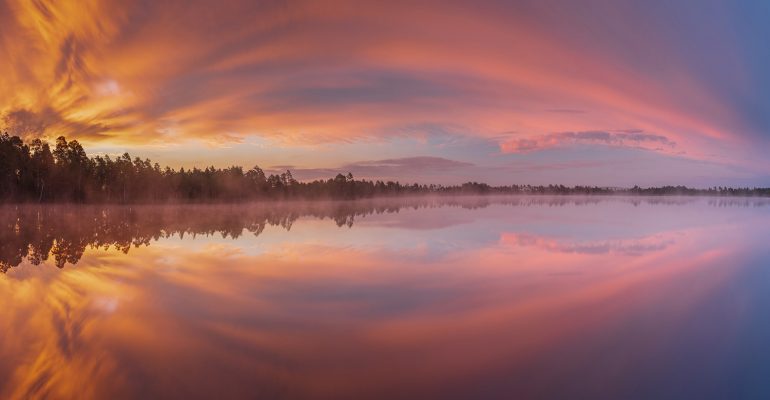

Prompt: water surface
[{"left": 2, "top": 196, "right": 770, "bottom": 399}]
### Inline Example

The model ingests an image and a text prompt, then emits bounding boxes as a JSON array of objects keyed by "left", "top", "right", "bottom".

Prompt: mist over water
[{"left": 2, "top": 196, "right": 770, "bottom": 399}]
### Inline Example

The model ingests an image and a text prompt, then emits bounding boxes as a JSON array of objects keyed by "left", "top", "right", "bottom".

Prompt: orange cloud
[
  {"left": 0, "top": 0, "right": 761, "bottom": 169},
  {"left": 0, "top": 222, "right": 740, "bottom": 398}
]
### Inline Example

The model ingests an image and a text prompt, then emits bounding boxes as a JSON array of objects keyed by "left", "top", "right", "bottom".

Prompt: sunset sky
[{"left": 1, "top": 0, "right": 769, "bottom": 186}]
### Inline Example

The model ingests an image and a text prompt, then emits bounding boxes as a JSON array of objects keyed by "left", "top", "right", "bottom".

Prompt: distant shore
[
  {"left": 2, "top": 133, "right": 769, "bottom": 204},
  {"left": 2, "top": 190, "right": 770, "bottom": 206}
]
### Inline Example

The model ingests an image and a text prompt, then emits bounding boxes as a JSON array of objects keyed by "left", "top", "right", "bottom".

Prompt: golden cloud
[{"left": 0, "top": 0, "right": 754, "bottom": 166}]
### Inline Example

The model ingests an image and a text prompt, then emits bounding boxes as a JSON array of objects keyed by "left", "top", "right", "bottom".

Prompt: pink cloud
[
  {"left": 0, "top": 0, "right": 763, "bottom": 173},
  {"left": 501, "top": 130, "right": 676, "bottom": 153}
]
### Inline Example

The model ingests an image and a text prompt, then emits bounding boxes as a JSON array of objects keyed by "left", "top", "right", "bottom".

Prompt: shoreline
[{"left": 2, "top": 192, "right": 770, "bottom": 207}]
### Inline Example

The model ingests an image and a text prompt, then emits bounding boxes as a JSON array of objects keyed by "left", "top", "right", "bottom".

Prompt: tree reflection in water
[
  {"left": 1, "top": 195, "right": 770, "bottom": 400},
  {"left": 1, "top": 196, "right": 767, "bottom": 272}
]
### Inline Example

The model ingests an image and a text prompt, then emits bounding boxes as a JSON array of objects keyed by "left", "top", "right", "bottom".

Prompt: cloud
[
  {"left": 351, "top": 157, "right": 473, "bottom": 170},
  {"left": 3, "top": 108, "right": 56, "bottom": 136},
  {"left": 505, "top": 160, "right": 623, "bottom": 172},
  {"left": 268, "top": 156, "right": 473, "bottom": 181},
  {"left": 501, "top": 130, "right": 676, "bottom": 153},
  {"left": 0, "top": 0, "right": 767, "bottom": 177},
  {"left": 241, "top": 144, "right": 760, "bottom": 187},
  {"left": 2, "top": 106, "right": 125, "bottom": 140},
  {"left": 545, "top": 109, "right": 586, "bottom": 114},
  {"left": 501, "top": 233, "right": 675, "bottom": 256}
]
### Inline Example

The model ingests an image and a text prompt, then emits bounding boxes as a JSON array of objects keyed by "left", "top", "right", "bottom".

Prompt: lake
[{"left": 1, "top": 196, "right": 770, "bottom": 399}]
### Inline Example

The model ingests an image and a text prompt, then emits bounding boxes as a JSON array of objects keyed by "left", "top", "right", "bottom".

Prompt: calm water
[{"left": 2, "top": 196, "right": 770, "bottom": 399}]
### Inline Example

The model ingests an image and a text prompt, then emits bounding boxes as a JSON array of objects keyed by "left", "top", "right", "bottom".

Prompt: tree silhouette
[{"left": 0, "top": 134, "right": 768, "bottom": 203}]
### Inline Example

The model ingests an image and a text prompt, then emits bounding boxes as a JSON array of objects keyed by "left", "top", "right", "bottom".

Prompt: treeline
[
  {"left": 628, "top": 185, "right": 770, "bottom": 197},
  {"left": 1, "top": 133, "right": 769, "bottom": 203}
]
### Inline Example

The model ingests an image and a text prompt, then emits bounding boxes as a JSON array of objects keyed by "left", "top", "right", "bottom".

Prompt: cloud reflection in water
[{"left": 1, "top": 196, "right": 770, "bottom": 399}]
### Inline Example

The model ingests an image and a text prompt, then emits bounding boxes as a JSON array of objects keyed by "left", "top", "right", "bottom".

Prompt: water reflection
[
  {"left": 2, "top": 196, "right": 770, "bottom": 399},
  {"left": 3, "top": 196, "right": 767, "bottom": 272}
]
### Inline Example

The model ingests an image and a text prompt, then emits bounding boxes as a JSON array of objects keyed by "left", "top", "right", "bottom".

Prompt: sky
[{"left": 0, "top": 0, "right": 769, "bottom": 186}]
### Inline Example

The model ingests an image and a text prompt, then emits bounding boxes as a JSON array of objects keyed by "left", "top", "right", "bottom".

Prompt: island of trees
[{"left": 1, "top": 132, "right": 768, "bottom": 203}]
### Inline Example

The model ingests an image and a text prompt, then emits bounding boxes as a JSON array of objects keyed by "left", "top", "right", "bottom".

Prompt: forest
[{"left": 1, "top": 132, "right": 769, "bottom": 203}]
